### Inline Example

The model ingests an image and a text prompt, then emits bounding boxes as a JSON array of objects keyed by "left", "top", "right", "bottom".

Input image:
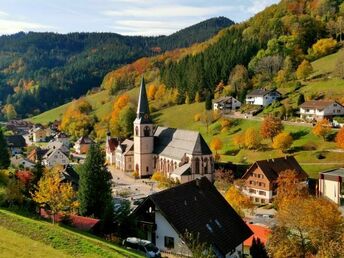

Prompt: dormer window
[{"left": 144, "top": 126, "right": 150, "bottom": 137}]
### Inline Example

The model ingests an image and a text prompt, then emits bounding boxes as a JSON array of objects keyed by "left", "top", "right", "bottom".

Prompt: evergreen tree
[
  {"left": 250, "top": 237, "right": 268, "bottom": 258},
  {"left": 205, "top": 92, "right": 212, "bottom": 110},
  {"left": 0, "top": 127, "right": 10, "bottom": 169},
  {"left": 78, "top": 144, "right": 113, "bottom": 231},
  {"left": 297, "top": 93, "right": 305, "bottom": 106},
  {"left": 31, "top": 157, "right": 44, "bottom": 189}
]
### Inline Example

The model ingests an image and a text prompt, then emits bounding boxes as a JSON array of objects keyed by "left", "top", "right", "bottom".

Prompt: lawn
[
  {"left": 311, "top": 48, "right": 344, "bottom": 78},
  {"left": 0, "top": 209, "right": 143, "bottom": 258},
  {"left": 0, "top": 226, "right": 72, "bottom": 258}
]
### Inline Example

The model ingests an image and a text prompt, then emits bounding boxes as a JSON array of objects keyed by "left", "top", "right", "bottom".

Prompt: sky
[{"left": 0, "top": 0, "right": 279, "bottom": 36}]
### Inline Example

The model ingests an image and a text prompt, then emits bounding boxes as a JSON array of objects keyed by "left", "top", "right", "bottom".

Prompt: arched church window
[
  {"left": 195, "top": 158, "right": 200, "bottom": 174},
  {"left": 203, "top": 158, "right": 208, "bottom": 174},
  {"left": 144, "top": 126, "right": 150, "bottom": 137},
  {"left": 135, "top": 126, "right": 139, "bottom": 136}
]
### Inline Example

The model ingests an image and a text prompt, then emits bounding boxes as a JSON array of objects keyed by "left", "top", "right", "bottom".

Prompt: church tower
[{"left": 134, "top": 77, "right": 154, "bottom": 178}]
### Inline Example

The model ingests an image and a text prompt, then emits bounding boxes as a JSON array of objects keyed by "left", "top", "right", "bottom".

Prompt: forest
[{"left": 0, "top": 17, "right": 233, "bottom": 119}]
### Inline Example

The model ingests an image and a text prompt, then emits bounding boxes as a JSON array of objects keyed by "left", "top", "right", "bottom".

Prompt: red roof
[
  {"left": 40, "top": 209, "right": 100, "bottom": 231},
  {"left": 108, "top": 138, "right": 119, "bottom": 152},
  {"left": 244, "top": 224, "right": 272, "bottom": 247}
]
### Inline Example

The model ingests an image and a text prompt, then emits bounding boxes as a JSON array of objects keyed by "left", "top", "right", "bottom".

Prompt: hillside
[
  {"left": 0, "top": 209, "right": 142, "bottom": 258},
  {"left": 0, "top": 17, "right": 233, "bottom": 119}
]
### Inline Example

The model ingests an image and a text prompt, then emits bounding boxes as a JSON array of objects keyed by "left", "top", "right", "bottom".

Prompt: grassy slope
[{"left": 0, "top": 209, "right": 142, "bottom": 258}]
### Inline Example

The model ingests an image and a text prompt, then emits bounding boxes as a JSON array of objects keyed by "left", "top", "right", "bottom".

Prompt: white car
[{"left": 123, "top": 237, "right": 161, "bottom": 258}]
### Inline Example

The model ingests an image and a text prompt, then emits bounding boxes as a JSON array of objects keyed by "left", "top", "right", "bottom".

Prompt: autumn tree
[
  {"left": 296, "top": 60, "right": 313, "bottom": 80},
  {"left": 0, "top": 127, "right": 10, "bottom": 169},
  {"left": 336, "top": 127, "right": 344, "bottom": 148},
  {"left": 1, "top": 104, "right": 17, "bottom": 121},
  {"left": 5, "top": 177, "right": 25, "bottom": 205},
  {"left": 228, "top": 64, "right": 250, "bottom": 98},
  {"left": 260, "top": 116, "right": 283, "bottom": 142},
  {"left": 225, "top": 185, "right": 254, "bottom": 217},
  {"left": 117, "top": 105, "right": 136, "bottom": 138},
  {"left": 147, "top": 84, "right": 157, "bottom": 100},
  {"left": 268, "top": 197, "right": 344, "bottom": 257},
  {"left": 309, "top": 38, "right": 338, "bottom": 59},
  {"left": 244, "top": 128, "right": 261, "bottom": 150},
  {"left": 32, "top": 167, "right": 79, "bottom": 224},
  {"left": 210, "top": 137, "right": 223, "bottom": 160},
  {"left": 272, "top": 132, "right": 293, "bottom": 152},
  {"left": 312, "top": 118, "right": 331, "bottom": 140},
  {"left": 214, "top": 168, "right": 234, "bottom": 191},
  {"left": 274, "top": 169, "right": 308, "bottom": 208},
  {"left": 233, "top": 132, "right": 244, "bottom": 148}
]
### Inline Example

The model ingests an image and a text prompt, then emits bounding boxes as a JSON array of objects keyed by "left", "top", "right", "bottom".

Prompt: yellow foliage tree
[
  {"left": 272, "top": 132, "right": 293, "bottom": 152},
  {"left": 225, "top": 185, "right": 253, "bottom": 218},
  {"left": 310, "top": 38, "right": 338, "bottom": 59},
  {"left": 296, "top": 59, "right": 313, "bottom": 80},
  {"left": 233, "top": 133, "right": 244, "bottom": 148},
  {"left": 147, "top": 84, "right": 157, "bottom": 100},
  {"left": 32, "top": 167, "right": 79, "bottom": 224},
  {"left": 1, "top": 104, "right": 17, "bottom": 120},
  {"left": 154, "top": 84, "right": 166, "bottom": 100},
  {"left": 244, "top": 128, "right": 261, "bottom": 149},
  {"left": 210, "top": 137, "right": 223, "bottom": 156},
  {"left": 312, "top": 118, "right": 331, "bottom": 140}
]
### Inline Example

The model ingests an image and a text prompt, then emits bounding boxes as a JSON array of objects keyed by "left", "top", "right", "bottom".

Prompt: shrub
[{"left": 194, "top": 113, "right": 202, "bottom": 122}]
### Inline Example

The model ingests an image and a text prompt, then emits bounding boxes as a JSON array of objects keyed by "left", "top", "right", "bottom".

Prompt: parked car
[{"left": 123, "top": 237, "right": 161, "bottom": 258}]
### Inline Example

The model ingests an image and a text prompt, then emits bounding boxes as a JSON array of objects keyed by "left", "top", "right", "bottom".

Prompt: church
[{"left": 106, "top": 78, "right": 214, "bottom": 183}]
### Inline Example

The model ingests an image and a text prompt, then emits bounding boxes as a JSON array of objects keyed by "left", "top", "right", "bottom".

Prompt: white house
[
  {"left": 213, "top": 96, "right": 241, "bottom": 112},
  {"left": 300, "top": 100, "right": 344, "bottom": 121},
  {"left": 319, "top": 168, "right": 344, "bottom": 206},
  {"left": 132, "top": 177, "right": 252, "bottom": 258},
  {"left": 115, "top": 139, "right": 134, "bottom": 172},
  {"left": 42, "top": 147, "right": 70, "bottom": 167},
  {"left": 246, "top": 89, "right": 281, "bottom": 107}
]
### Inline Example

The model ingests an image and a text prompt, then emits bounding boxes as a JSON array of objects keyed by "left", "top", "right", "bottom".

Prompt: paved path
[{"left": 108, "top": 166, "right": 159, "bottom": 200}]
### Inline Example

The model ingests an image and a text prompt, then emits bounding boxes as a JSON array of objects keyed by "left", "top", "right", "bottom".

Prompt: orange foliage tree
[
  {"left": 244, "top": 128, "right": 261, "bottom": 150},
  {"left": 260, "top": 116, "right": 283, "bottom": 142},
  {"left": 147, "top": 84, "right": 157, "bottom": 100},
  {"left": 312, "top": 118, "right": 331, "bottom": 140},
  {"left": 210, "top": 137, "right": 223, "bottom": 160},
  {"left": 336, "top": 127, "right": 344, "bottom": 148}
]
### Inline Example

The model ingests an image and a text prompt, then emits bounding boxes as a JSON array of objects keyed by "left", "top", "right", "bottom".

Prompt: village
[{"left": 1, "top": 77, "right": 344, "bottom": 258}]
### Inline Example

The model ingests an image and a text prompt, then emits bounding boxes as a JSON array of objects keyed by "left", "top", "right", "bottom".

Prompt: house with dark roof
[
  {"left": 132, "top": 177, "right": 252, "bottom": 257},
  {"left": 319, "top": 168, "right": 344, "bottom": 206},
  {"left": 74, "top": 136, "right": 94, "bottom": 154},
  {"left": 300, "top": 100, "right": 344, "bottom": 121},
  {"left": 60, "top": 164, "right": 80, "bottom": 190},
  {"left": 54, "top": 132, "right": 70, "bottom": 147},
  {"left": 213, "top": 96, "right": 241, "bottom": 112},
  {"left": 245, "top": 89, "right": 281, "bottom": 107},
  {"left": 106, "top": 77, "right": 215, "bottom": 183},
  {"left": 106, "top": 134, "right": 120, "bottom": 165},
  {"left": 6, "top": 135, "right": 27, "bottom": 155},
  {"left": 241, "top": 156, "right": 308, "bottom": 204}
]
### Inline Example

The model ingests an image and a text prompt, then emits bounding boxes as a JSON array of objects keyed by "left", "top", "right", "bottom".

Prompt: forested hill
[{"left": 0, "top": 17, "right": 233, "bottom": 119}]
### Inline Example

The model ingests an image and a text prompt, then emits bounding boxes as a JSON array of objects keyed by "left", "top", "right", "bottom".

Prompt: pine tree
[
  {"left": 31, "top": 157, "right": 44, "bottom": 189},
  {"left": 0, "top": 127, "right": 10, "bottom": 169},
  {"left": 78, "top": 144, "right": 113, "bottom": 231},
  {"left": 205, "top": 92, "right": 212, "bottom": 110},
  {"left": 250, "top": 237, "right": 269, "bottom": 258}
]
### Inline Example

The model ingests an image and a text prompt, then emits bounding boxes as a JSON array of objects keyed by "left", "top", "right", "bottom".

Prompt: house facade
[
  {"left": 133, "top": 177, "right": 252, "bottom": 258},
  {"left": 55, "top": 132, "right": 70, "bottom": 147},
  {"left": 106, "top": 77, "right": 215, "bottom": 183},
  {"left": 74, "top": 136, "right": 93, "bottom": 154},
  {"left": 115, "top": 139, "right": 134, "bottom": 172},
  {"left": 213, "top": 96, "right": 241, "bottom": 112},
  {"left": 300, "top": 100, "right": 344, "bottom": 121},
  {"left": 319, "top": 168, "right": 344, "bottom": 206},
  {"left": 246, "top": 89, "right": 280, "bottom": 107},
  {"left": 5, "top": 135, "right": 26, "bottom": 155},
  {"left": 42, "top": 148, "right": 70, "bottom": 167},
  {"left": 241, "top": 156, "right": 308, "bottom": 204}
]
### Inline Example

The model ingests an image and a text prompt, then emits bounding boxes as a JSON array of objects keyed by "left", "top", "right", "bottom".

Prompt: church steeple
[{"left": 136, "top": 76, "right": 151, "bottom": 124}]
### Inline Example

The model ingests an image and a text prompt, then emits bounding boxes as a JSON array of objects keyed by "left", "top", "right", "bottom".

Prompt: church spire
[{"left": 136, "top": 76, "right": 151, "bottom": 123}]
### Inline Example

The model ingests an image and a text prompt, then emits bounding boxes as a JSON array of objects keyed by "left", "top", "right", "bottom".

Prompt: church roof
[
  {"left": 136, "top": 77, "right": 152, "bottom": 124},
  {"left": 154, "top": 127, "right": 212, "bottom": 159}
]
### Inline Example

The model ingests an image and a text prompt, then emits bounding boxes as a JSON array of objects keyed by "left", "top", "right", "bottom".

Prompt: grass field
[{"left": 0, "top": 209, "right": 143, "bottom": 258}]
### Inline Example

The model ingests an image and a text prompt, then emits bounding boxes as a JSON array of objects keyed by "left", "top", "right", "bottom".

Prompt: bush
[
  {"left": 303, "top": 141, "right": 317, "bottom": 151},
  {"left": 194, "top": 113, "right": 202, "bottom": 122}
]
